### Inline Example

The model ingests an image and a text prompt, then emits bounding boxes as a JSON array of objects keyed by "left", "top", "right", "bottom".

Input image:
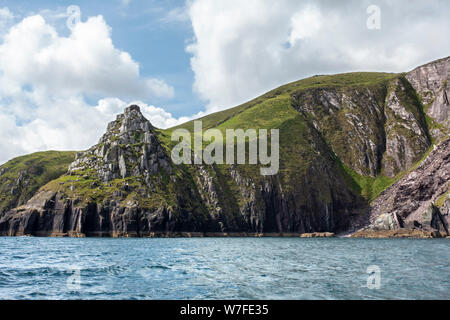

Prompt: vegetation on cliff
[
  {"left": 0, "top": 151, "right": 76, "bottom": 214},
  {"left": 0, "top": 57, "right": 448, "bottom": 237}
]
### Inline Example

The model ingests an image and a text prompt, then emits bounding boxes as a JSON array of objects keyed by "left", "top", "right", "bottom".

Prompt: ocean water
[{"left": 0, "top": 237, "right": 448, "bottom": 300}]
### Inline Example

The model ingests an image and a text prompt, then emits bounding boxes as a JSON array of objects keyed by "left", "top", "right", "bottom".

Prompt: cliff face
[
  {"left": 0, "top": 105, "right": 359, "bottom": 236},
  {"left": 291, "top": 76, "right": 431, "bottom": 178},
  {"left": 365, "top": 137, "right": 449, "bottom": 235},
  {"left": 0, "top": 151, "right": 76, "bottom": 215},
  {"left": 356, "top": 57, "right": 450, "bottom": 236},
  {"left": 68, "top": 105, "right": 172, "bottom": 183},
  {"left": 0, "top": 106, "right": 212, "bottom": 236},
  {"left": 0, "top": 57, "right": 449, "bottom": 237},
  {"left": 190, "top": 123, "right": 361, "bottom": 234},
  {"left": 406, "top": 56, "right": 449, "bottom": 139}
]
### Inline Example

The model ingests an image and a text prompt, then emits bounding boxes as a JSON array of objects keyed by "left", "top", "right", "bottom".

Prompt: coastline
[
  {"left": 349, "top": 228, "right": 449, "bottom": 239},
  {"left": 1, "top": 229, "right": 448, "bottom": 239}
]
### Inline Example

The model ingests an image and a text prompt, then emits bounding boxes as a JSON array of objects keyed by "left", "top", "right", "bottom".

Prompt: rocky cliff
[
  {"left": 362, "top": 137, "right": 449, "bottom": 235},
  {"left": 406, "top": 56, "right": 449, "bottom": 139},
  {"left": 0, "top": 104, "right": 359, "bottom": 236},
  {"left": 291, "top": 75, "right": 431, "bottom": 178},
  {"left": 355, "top": 57, "right": 450, "bottom": 237},
  {"left": 0, "top": 106, "right": 212, "bottom": 236},
  {"left": 0, "top": 57, "right": 449, "bottom": 237},
  {"left": 0, "top": 151, "right": 76, "bottom": 215}
]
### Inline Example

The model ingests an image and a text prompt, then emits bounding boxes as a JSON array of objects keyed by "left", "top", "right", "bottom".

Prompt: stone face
[
  {"left": 291, "top": 76, "right": 431, "bottom": 178},
  {"left": 0, "top": 151, "right": 76, "bottom": 216},
  {"left": 419, "top": 203, "right": 449, "bottom": 235},
  {"left": 370, "top": 213, "right": 399, "bottom": 231},
  {"left": 69, "top": 105, "right": 171, "bottom": 183},
  {"left": 364, "top": 138, "right": 450, "bottom": 235},
  {"left": 291, "top": 86, "right": 386, "bottom": 177},
  {"left": 383, "top": 78, "right": 431, "bottom": 177},
  {"left": 406, "top": 56, "right": 450, "bottom": 136}
]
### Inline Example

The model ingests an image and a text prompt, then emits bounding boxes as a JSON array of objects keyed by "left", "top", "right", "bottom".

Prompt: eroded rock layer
[{"left": 1, "top": 57, "right": 449, "bottom": 237}]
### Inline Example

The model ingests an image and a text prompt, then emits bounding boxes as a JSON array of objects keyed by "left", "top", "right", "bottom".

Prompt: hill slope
[
  {"left": 0, "top": 151, "right": 76, "bottom": 214},
  {"left": 0, "top": 57, "right": 448, "bottom": 237}
]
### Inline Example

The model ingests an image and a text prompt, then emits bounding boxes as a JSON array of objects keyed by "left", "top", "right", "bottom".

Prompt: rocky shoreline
[
  {"left": 2, "top": 230, "right": 448, "bottom": 239},
  {"left": 0, "top": 231, "right": 337, "bottom": 238},
  {"left": 349, "top": 229, "right": 449, "bottom": 239}
]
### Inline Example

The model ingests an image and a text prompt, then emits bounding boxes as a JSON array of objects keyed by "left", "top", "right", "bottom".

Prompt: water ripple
[{"left": 0, "top": 237, "right": 448, "bottom": 299}]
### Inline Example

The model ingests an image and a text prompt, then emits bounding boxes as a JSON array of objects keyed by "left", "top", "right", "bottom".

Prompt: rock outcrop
[
  {"left": 69, "top": 105, "right": 172, "bottom": 182},
  {"left": 362, "top": 137, "right": 450, "bottom": 235},
  {"left": 291, "top": 76, "right": 431, "bottom": 178},
  {"left": 406, "top": 56, "right": 450, "bottom": 139},
  {"left": 0, "top": 151, "right": 76, "bottom": 215},
  {"left": 382, "top": 78, "right": 431, "bottom": 177},
  {"left": 0, "top": 57, "right": 449, "bottom": 238},
  {"left": 0, "top": 106, "right": 210, "bottom": 236},
  {"left": 0, "top": 105, "right": 359, "bottom": 236}
]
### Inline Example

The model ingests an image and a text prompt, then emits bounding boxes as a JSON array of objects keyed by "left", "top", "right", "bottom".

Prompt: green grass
[
  {"left": 435, "top": 189, "right": 450, "bottom": 208},
  {"left": 1, "top": 70, "right": 434, "bottom": 216},
  {"left": 41, "top": 169, "right": 177, "bottom": 209},
  {"left": 164, "top": 71, "right": 435, "bottom": 202},
  {"left": 0, "top": 151, "right": 77, "bottom": 213},
  {"left": 338, "top": 160, "right": 397, "bottom": 201},
  {"left": 337, "top": 141, "right": 437, "bottom": 202},
  {"left": 167, "top": 91, "right": 321, "bottom": 185},
  {"left": 167, "top": 72, "right": 397, "bottom": 133}
]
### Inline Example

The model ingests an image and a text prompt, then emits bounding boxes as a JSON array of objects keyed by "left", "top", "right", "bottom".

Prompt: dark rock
[
  {"left": 363, "top": 138, "right": 450, "bottom": 234},
  {"left": 406, "top": 56, "right": 449, "bottom": 133}
]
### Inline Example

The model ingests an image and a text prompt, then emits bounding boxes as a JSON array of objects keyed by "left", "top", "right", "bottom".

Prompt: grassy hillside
[
  {"left": 0, "top": 72, "right": 431, "bottom": 214},
  {"left": 0, "top": 151, "right": 76, "bottom": 213},
  {"left": 164, "top": 71, "right": 430, "bottom": 202},
  {"left": 0, "top": 69, "right": 443, "bottom": 235},
  {"left": 169, "top": 72, "right": 397, "bottom": 133}
]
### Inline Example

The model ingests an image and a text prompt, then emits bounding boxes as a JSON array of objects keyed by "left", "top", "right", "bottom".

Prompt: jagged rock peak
[
  {"left": 125, "top": 104, "right": 141, "bottom": 113},
  {"left": 122, "top": 104, "right": 151, "bottom": 125},
  {"left": 68, "top": 104, "right": 171, "bottom": 182},
  {"left": 105, "top": 104, "right": 153, "bottom": 139}
]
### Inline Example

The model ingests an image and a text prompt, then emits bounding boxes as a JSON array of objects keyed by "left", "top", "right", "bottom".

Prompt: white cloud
[
  {"left": 96, "top": 98, "right": 200, "bottom": 129},
  {"left": 0, "top": 7, "right": 13, "bottom": 20},
  {"left": 0, "top": 7, "right": 14, "bottom": 34},
  {"left": 0, "top": 14, "right": 174, "bottom": 99},
  {"left": 187, "top": 0, "right": 450, "bottom": 112},
  {"left": 161, "top": 6, "right": 189, "bottom": 24},
  {"left": 0, "top": 11, "right": 185, "bottom": 164},
  {"left": 289, "top": 6, "right": 322, "bottom": 46},
  {"left": 121, "top": 0, "right": 132, "bottom": 7},
  {"left": 0, "top": 94, "right": 194, "bottom": 164}
]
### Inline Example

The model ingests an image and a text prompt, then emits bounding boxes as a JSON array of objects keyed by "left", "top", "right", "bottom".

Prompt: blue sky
[
  {"left": 0, "top": 0, "right": 202, "bottom": 118},
  {"left": 0, "top": 0, "right": 449, "bottom": 164}
]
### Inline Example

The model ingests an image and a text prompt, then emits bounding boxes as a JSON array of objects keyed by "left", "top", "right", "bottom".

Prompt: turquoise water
[{"left": 0, "top": 237, "right": 448, "bottom": 300}]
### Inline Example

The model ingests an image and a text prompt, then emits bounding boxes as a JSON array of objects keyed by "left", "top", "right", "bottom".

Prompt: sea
[{"left": 0, "top": 237, "right": 448, "bottom": 300}]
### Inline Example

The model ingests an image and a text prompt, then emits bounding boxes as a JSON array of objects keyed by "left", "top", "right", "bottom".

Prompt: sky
[{"left": 0, "top": 0, "right": 449, "bottom": 164}]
